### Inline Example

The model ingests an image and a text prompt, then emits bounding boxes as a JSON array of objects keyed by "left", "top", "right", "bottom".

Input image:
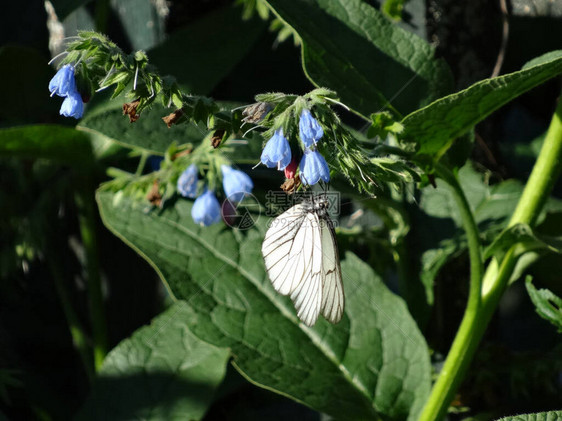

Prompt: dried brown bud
[
  {"left": 242, "top": 102, "right": 272, "bottom": 124},
  {"left": 171, "top": 148, "right": 193, "bottom": 161},
  {"left": 162, "top": 108, "right": 185, "bottom": 128},
  {"left": 123, "top": 99, "right": 141, "bottom": 123},
  {"left": 211, "top": 129, "right": 226, "bottom": 148},
  {"left": 147, "top": 180, "right": 162, "bottom": 207},
  {"left": 281, "top": 175, "right": 301, "bottom": 194}
]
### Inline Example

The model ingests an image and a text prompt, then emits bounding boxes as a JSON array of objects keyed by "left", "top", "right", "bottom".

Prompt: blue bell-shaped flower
[
  {"left": 299, "top": 109, "right": 324, "bottom": 148},
  {"left": 49, "top": 65, "right": 77, "bottom": 97},
  {"left": 59, "top": 90, "right": 84, "bottom": 119},
  {"left": 177, "top": 164, "right": 198, "bottom": 198},
  {"left": 221, "top": 165, "right": 253, "bottom": 203},
  {"left": 191, "top": 190, "right": 222, "bottom": 226},
  {"left": 260, "top": 129, "right": 291, "bottom": 170},
  {"left": 300, "top": 149, "right": 330, "bottom": 185}
]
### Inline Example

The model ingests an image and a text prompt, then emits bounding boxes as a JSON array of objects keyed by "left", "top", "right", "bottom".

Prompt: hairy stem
[
  {"left": 419, "top": 163, "right": 483, "bottom": 421},
  {"left": 420, "top": 95, "right": 562, "bottom": 420}
]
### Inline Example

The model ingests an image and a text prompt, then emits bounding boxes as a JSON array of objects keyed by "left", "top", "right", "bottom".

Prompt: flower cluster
[
  {"left": 260, "top": 109, "right": 330, "bottom": 187},
  {"left": 176, "top": 163, "right": 253, "bottom": 226},
  {"left": 48, "top": 65, "right": 84, "bottom": 119}
]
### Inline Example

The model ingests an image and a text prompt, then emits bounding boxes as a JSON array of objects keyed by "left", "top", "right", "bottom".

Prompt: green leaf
[
  {"left": 109, "top": 0, "right": 165, "bottom": 51},
  {"left": 484, "top": 223, "right": 562, "bottom": 261},
  {"left": 78, "top": 302, "right": 229, "bottom": 420},
  {"left": 0, "top": 125, "right": 93, "bottom": 165},
  {"left": 264, "top": 0, "right": 453, "bottom": 117},
  {"left": 96, "top": 190, "right": 431, "bottom": 420},
  {"left": 525, "top": 278, "right": 562, "bottom": 333},
  {"left": 496, "top": 410, "right": 562, "bottom": 421},
  {"left": 402, "top": 50, "right": 562, "bottom": 159},
  {"left": 368, "top": 111, "right": 404, "bottom": 139},
  {"left": 149, "top": 5, "right": 266, "bottom": 95},
  {"left": 50, "top": 0, "right": 91, "bottom": 20},
  {"left": 78, "top": 101, "right": 261, "bottom": 160},
  {"left": 78, "top": 102, "right": 205, "bottom": 155}
]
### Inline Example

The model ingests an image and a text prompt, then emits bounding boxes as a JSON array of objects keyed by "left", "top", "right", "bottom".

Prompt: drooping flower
[
  {"left": 177, "top": 164, "right": 198, "bottom": 198},
  {"left": 260, "top": 129, "right": 291, "bottom": 170},
  {"left": 300, "top": 149, "right": 330, "bottom": 185},
  {"left": 191, "top": 190, "right": 221, "bottom": 226},
  {"left": 221, "top": 165, "right": 253, "bottom": 203},
  {"left": 49, "top": 64, "right": 77, "bottom": 97},
  {"left": 242, "top": 102, "right": 272, "bottom": 123},
  {"left": 299, "top": 109, "right": 324, "bottom": 148},
  {"left": 59, "top": 90, "right": 84, "bottom": 119},
  {"left": 284, "top": 156, "right": 298, "bottom": 179}
]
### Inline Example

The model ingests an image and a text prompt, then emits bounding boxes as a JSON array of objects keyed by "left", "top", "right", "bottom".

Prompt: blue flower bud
[
  {"left": 191, "top": 190, "right": 222, "bottom": 226},
  {"left": 49, "top": 65, "right": 77, "bottom": 97},
  {"left": 260, "top": 129, "right": 291, "bottom": 170},
  {"left": 177, "top": 164, "right": 198, "bottom": 198},
  {"left": 299, "top": 109, "right": 324, "bottom": 148},
  {"left": 300, "top": 149, "right": 330, "bottom": 185},
  {"left": 59, "top": 90, "right": 84, "bottom": 119},
  {"left": 221, "top": 165, "right": 253, "bottom": 203}
]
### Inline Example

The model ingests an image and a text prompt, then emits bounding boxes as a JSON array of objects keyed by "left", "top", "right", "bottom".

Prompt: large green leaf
[
  {"left": 496, "top": 411, "right": 562, "bottom": 421},
  {"left": 110, "top": 0, "right": 165, "bottom": 51},
  {"left": 96, "top": 190, "right": 431, "bottom": 420},
  {"left": 149, "top": 5, "right": 266, "bottom": 95},
  {"left": 0, "top": 125, "right": 93, "bottom": 165},
  {"left": 78, "top": 102, "right": 206, "bottom": 155},
  {"left": 402, "top": 50, "right": 562, "bottom": 158},
  {"left": 51, "top": 0, "right": 91, "bottom": 20},
  {"left": 78, "top": 102, "right": 263, "bottom": 160},
  {"left": 265, "top": 0, "right": 453, "bottom": 117},
  {"left": 78, "top": 302, "right": 229, "bottom": 420}
]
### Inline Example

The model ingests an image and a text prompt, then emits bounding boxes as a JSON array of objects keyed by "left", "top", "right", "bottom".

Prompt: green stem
[
  {"left": 508, "top": 98, "right": 562, "bottom": 228},
  {"left": 418, "top": 163, "right": 483, "bottom": 421},
  {"left": 420, "top": 95, "right": 562, "bottom": 420},
  {"left": 47, "top": 254, "right": 95, "bottom": 382},
  {"left": 135, "top": 152, "right": 149, "bottom": 177},
  {"left": 435, "top": 163, "right": 483, "bottom": 310},
  {"left": 75, "top": 175, "right": 108, "bottom": 371}
]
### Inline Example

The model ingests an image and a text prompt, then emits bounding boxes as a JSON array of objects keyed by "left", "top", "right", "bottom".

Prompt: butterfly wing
[
  {"left": 262, "top": 203, "right": 344, "bottom": 326},
  {"left": 319, "top": 218, "right": 344, "bottom": 323},
  {"left": 288, "top": 212, "right": 323, "bottom": 326},
  {"left": 262, "top": 206, "right": 323, "bottom": 326}
]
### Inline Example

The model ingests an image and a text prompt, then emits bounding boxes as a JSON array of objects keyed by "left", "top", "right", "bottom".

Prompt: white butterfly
[{"left": 261, "top": 196, "right": 344, "bottom": 326}]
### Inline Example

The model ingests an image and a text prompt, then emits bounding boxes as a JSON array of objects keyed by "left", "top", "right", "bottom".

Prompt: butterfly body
[{"left": 262, "top": 196, "right": 344, "bottom": 326}]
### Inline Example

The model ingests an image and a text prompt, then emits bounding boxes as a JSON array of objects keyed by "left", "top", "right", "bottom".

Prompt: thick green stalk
[
  {"left": 418, "top": 163, "right": 483, "bottom": 421},
  {"left": 420, "top": 95, "right": 562, "bottom": 420},
  {"left": 75, "top": 175, "right": 109, "bottom": 370}
]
